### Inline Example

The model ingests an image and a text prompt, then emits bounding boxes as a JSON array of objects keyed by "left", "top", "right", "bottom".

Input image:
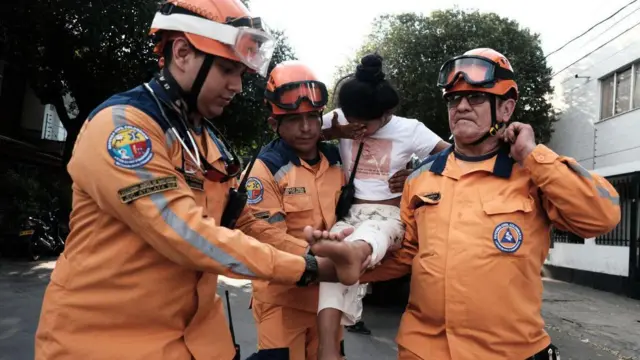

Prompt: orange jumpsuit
[
  {"left": 35, "top": 81, "right": 309, "bottom": 360},
  {"left": 245, "top": 139, "right": 345, "bottom": 360},
  {"left": 362, "top": 144, "right": 620, "bottom": 360}
]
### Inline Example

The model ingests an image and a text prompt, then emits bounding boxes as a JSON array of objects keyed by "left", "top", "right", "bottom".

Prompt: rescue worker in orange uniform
[
  {"left": 34, "top": 1, "right": 359, "bottom": 359},
  {"left": 243, "top": 61, "right": 348, "bottom": 360},
  {"left": 311, "top": 48, "right": 621, "bottom": 360}
]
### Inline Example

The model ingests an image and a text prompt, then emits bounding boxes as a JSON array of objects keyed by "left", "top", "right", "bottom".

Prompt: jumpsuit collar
[
  {"left": 430, "top": 144, "right": 514, "bottom": 179},
  {"left": 266, "top": 139, "right": 341, "bottom": 167}
]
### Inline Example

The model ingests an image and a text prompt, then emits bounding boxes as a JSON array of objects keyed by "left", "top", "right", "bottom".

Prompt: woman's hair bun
[{"left": 355, "top": 53, "right": 386, "bottom": 84}]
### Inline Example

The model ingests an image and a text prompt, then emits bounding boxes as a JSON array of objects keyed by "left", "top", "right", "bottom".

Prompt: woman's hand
[{"left": 333, "top": 112, "right": 366, "bottom": 139}]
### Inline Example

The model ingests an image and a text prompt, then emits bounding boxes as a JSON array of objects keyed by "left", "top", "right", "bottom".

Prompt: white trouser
[{"left": 318, "top": 203, "right": 404, "bottom": 325}]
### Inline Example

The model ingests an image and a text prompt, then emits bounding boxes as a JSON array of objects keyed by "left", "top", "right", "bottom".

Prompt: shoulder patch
[
  {"left": 246, "top": 177, "right": 265, "bottom": 205},
  {"left": 118, "top": 176, "right": 178, "bottom": 204},
  {"left": 107, "top": 125, "right": 154, "bottom": 169}
]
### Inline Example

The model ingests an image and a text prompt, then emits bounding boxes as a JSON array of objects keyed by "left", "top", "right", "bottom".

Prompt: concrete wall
[{"left": 546, "top": 239, "right": 630, "bottom": 277}]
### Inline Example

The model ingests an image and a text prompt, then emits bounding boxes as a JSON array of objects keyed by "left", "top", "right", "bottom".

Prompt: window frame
[{"left": 599, "top": 61, "right": 640, "bottom": 121}]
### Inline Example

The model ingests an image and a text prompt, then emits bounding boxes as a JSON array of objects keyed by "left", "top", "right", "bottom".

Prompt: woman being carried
[{"left": 317, "top": 54, "right": 450, "bottom": 359}]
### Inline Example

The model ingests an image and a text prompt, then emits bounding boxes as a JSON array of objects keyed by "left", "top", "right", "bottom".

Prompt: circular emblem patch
[
  {"left": 246, "top": 177, "right": 264, "bottom": 205},
  {"left": 493, "top": 222, "right": 523, "bottom": 253},
  {"left": 107, "top": 125, "right": 153, "bottom": 169}
]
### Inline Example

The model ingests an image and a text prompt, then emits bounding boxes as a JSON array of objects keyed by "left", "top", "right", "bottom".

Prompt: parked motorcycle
[
  {"left": 19, "top": 220, "right": 60, "bottom": 261},
  {"left": 16, "top": 204, "right": 67, "bottom": 261}
]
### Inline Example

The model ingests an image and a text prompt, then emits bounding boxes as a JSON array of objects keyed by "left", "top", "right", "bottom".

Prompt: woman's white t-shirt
[{"left": 322, "top": 108, "right": 442, "bottom": 201}]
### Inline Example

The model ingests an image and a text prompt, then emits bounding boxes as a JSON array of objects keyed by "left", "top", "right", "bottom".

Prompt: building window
[{"left": 600, "top": 62, "right": 640, "bottom": 120}]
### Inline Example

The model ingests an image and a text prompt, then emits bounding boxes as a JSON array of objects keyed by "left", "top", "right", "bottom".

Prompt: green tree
[
  {"left": 0, "top": 0, "right": 159, "bottom": 165},
  {"left": 332, "top": 9, "right": 558, "bottom": 144},
  {"left": 0, "top": 0, "right": 294, "bottom": 222},
  {"left": 0, "top": 0, "right": 295, "bottom": 165}
]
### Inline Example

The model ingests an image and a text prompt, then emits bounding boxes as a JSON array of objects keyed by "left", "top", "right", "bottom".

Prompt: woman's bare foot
[{"left": 311, "top": 240, "right": 371, "bottom": 286}]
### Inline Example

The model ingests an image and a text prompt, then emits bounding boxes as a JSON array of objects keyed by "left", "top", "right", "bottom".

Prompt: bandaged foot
[{"left": 311, "top": 240, "right": 372, "bottom": 286}]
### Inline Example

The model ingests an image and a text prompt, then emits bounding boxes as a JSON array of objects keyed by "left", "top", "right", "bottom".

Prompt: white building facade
[{"left": 544, "top": 5, "right": 640, "bottom": 299}]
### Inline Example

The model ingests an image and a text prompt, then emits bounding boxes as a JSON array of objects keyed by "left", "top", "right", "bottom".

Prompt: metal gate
[{"left": 597, "top": 173, "right": 640, "bottom": 298}]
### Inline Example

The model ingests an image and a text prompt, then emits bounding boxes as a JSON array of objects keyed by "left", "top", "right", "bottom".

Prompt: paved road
[{"left": 0, "top": 259, "right": 638, "bottom": 360}]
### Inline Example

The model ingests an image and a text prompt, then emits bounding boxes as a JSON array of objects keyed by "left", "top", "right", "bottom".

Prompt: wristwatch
[{"left": 296, "top": 254, "right": 319, "bottom": 287}]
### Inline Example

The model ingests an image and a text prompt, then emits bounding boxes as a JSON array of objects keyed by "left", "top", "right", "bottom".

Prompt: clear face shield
[
  {"left": 151, "top": 10, "right": 276, "bottom": 77},
  {"left": 230, "top": 26, "right": 275, "bottom": 77}
]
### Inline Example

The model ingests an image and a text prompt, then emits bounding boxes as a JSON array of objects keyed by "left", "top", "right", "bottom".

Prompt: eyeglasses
[
  {"left": 445, "top": 92, "right": 490, "bottom": 108},
  {"left": 199, "top": 124, "right": 242, "bottom": 183}
]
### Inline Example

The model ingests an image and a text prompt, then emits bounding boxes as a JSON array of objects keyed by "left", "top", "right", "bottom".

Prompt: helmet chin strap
[
  {"left": 186, "top": 54, "right": 215, "bottom": 114},
  {"left": 158, "top": 55, "right": 216, "bottom": 116},
  {"left": 469, "top": 93, "right": 502, "bottom": 146}
]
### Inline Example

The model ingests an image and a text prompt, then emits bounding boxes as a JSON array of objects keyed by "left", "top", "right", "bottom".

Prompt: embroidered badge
[
  {"left": 493, "top": 222, "right": 523, "bottom": 253},
  {"left": 284, "top": 187, "right": 306, "bottom": 195},
  {"left": 107, "top": 125, "right": 153, "bottom": 169},
  {"left": 118, "top": 176, "right": 178, "bottom": 204},
  {"left": 246, "top": 177, "right": 264, "bottom": 205},
  {"left": 184, "top": 173, "right": 204, "bottom": 191}
]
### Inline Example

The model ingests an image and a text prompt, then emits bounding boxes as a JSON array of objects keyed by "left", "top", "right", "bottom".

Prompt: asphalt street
[{"left": 0, "top": 259, "right": 638, "bottom": 360}]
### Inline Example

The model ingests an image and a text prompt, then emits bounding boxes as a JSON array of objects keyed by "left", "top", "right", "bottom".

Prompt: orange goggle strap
[
  {"left": 437, "top": 55, "right": 514, "bottom": 90},
  {"left": 156, "top": 3, "right": 267, "bottom": 32},
  {"left": 264, "top": 80, "right": 328, "bottom": 111},
  {"left": 152, "top": 3, "right": 265, "bottom": 50}
]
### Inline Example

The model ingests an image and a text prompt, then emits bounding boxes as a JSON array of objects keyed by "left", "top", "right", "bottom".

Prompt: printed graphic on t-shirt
[{"left": 351, "top": 138, "right": 392, "bottom": 180}]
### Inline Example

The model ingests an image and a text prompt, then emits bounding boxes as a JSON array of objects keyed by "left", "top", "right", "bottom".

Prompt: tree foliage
[
  {"left": 0, "top": 0, "right": 158, "bottom": 164},
  {"left": 332, "top": 9, "right": 558, "bottom": 144},
  {"left": 0, "top": 0, "right": 295, "bottom": 164}
]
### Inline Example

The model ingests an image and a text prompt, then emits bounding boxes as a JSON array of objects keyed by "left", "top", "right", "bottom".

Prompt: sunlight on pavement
[
  {"left": 31, "top": 261, "right": 56, "bottom": 271},
  {"left": 371, "top": 335, "right": 398, "bottom": 351}
]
